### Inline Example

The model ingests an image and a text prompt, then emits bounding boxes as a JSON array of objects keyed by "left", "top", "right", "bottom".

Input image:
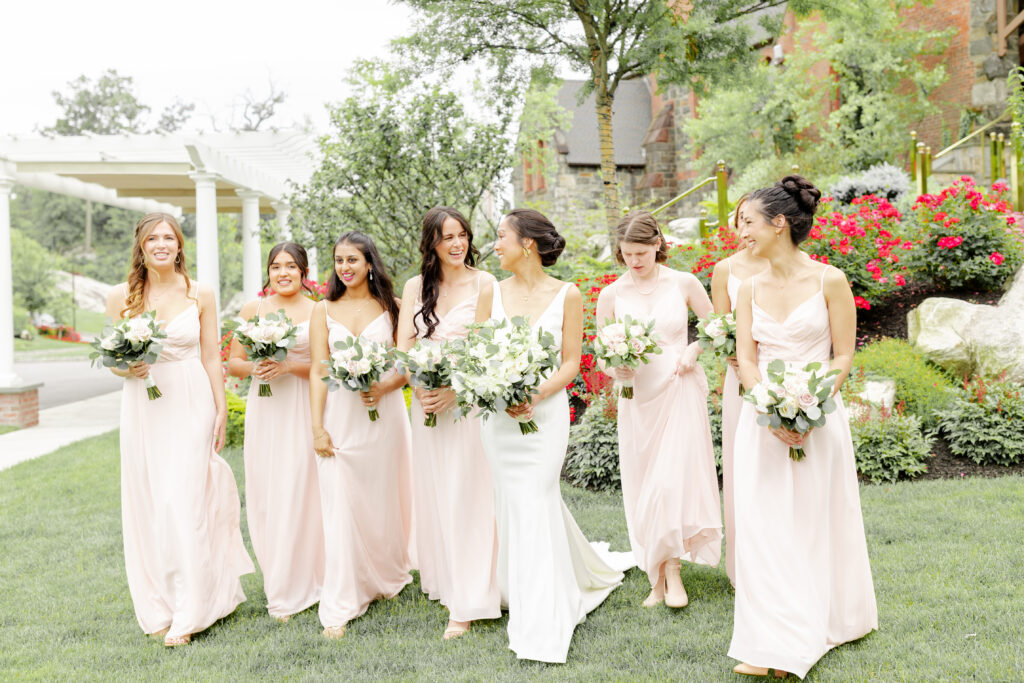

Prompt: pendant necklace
[{"left": 630, "top": 268, "right": 659, "bottom": 296}]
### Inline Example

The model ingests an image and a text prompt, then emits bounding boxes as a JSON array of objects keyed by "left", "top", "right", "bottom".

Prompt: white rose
[
  {"left": 613, "top": 341, "right": 629, "bottom": 357},
  {"left": 124, "top": 318, "right": 153, "bottom": 343},
  {"left": 601, "top": 322, "right": 626, "bottom": 345},
  {"left": 705, "top": 318, "right": 724, "bottom": 338},
  {"left": 778, "top": 396, "right": 800, "bottom": 419},
  {"left": 100, "top": 333, "right": 120, "bottom": 351}
]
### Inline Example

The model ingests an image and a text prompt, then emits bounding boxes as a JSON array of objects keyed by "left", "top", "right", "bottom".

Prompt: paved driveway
[{"left": 13, "top": 359, "right": 124, "bottom": 410}]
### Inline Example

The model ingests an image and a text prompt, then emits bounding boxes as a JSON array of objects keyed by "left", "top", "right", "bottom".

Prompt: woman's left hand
[
  {"left": 675, "top": 348, "right": 700, "bottom": 376},
  {"left": 420, "top": 387, "right": 456, "bottom": 414},
  {"left": 253, "top": 358, "right": 290, "bottom": 381},
  {"left": 213, "top": 410, "right": 227, "bottom": 453},
  {"left": 359, "top": 382, "right": 386, "bottom": 409},
  {"left": 769, "top": 425, "right": 806, "bottom": 447}
]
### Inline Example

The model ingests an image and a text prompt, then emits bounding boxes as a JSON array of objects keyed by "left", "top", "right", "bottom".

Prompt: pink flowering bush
[
  {"left": 908, "top": 177, "right": 1024, "bottom": 290},
  {"left": 801, "top": 195, "right": 916, "bottom": 309}
]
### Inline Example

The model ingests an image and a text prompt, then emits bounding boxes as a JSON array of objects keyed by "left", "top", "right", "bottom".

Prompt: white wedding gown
[{"left": 481, "top": 281, "right": 634, "bottom": 663}]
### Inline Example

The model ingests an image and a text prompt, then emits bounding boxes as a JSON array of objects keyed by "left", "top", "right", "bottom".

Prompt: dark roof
[{"left": 556, "top": 79, "right": 651, "bottom": 167}]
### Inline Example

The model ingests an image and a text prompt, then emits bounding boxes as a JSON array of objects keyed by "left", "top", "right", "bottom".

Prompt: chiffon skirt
[
  {"left": 120, "top": 358, "right": 254, "bottom": 638},
  {"left": 721, "top": 365, "right": 742, "bottom": 586},
  {"left": 244, "top": 373, "right": 325, "bottom": 618},
  {"left": 728, "top": 391, "right": 877, "bottom": 679},
  {"left": 410, "top": 400, "right": 500, "bottom": 622}
]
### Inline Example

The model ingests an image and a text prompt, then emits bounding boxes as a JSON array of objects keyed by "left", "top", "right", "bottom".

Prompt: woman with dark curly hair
[
  {"left": 395, "top": 207, "right": 500, "bottom": 640},
  {"left": 729, "top": 176, "right": 877, "bottom": 679}
]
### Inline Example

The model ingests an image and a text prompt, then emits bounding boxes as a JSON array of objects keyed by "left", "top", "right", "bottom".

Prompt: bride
[{"left": 475, "top": 208, "right": 634, "bottom": 664}]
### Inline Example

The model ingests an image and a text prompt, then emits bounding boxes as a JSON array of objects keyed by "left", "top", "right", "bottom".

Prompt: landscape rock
[
  {"left": 858, "top": 379, "right": 897, "bottom": 410},
  {"left": 907, "top": 297, "right": 989, "bottom": 376},
  {"left": 53, "top": 271, "right": 112, "bottom": 313},
  {"left": 666, "top": 217, "right": 701, "bottom": 243},
  {"left": 963, "top": 267, "right": 1024, "bottom": 382}
]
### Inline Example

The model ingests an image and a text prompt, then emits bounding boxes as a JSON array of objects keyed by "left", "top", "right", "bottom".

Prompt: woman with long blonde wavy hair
[{"left": 104, "top": 212, "right": 254, "bottom": 647}]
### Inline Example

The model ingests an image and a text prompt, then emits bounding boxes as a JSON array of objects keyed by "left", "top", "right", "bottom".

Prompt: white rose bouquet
[
  {"left": 395, "top": 341, "right": 453, "bottom": 427},
  {"left": 90, "top": 312, "right": 168, "bottom": 400},
  {"left": 323, "top": 337, "right": 394, "bottom": 421},
  {"left": 696, "top": 312, "right": 737, "bottom": 358},
  {"left": 225, "top": 310, "right": 298, "bottom": 397},
  {"left": 449, "top": 317, "right": 560, "bottom": 435},
  {"left": 744, "top": 359, "right": 841, "bottom": 461},
  {"left": 592, "top": 315, "right": 661, "bottom": 399}
]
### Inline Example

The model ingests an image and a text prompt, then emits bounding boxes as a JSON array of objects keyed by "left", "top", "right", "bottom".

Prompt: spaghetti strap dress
[{"left": 721, "top": 262, "right": 743, "bottom": 586}]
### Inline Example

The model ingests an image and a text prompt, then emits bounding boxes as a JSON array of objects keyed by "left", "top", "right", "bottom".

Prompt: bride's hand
[
  {"left": 769, "top": 426, "right": 805, "bottom": 447},
  {"left": 505, "top": 399, "right": 534, "bottom": 422}
]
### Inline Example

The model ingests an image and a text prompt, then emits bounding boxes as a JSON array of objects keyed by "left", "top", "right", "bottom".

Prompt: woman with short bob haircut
[
  {"left": 104, "top": 212, "right": 253, "bottom": 647},
  {"left": 308, "top": 230, "right": 413, "bottom": 640}
]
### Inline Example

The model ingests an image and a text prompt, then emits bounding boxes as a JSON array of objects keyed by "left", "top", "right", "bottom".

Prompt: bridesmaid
[
  {"left": 227, "top": 242, "right": 325, "bottom": 623},
  {"left": 729, "top": 176, "right": 877, "bottom": 678},
  {"left": 308, "top": 231, "right": 414, "bottom": 639},
  {"left": 595, "top": 211, "right": 721, "bottom": 609},
  {"left": 396, "top": 207, "right": 500, "bottom": 640},
  {"left": 104, "top": 212, "right": 254, "bottom": 647},
  {"left": 709, "top": 195, "right": 767, "bottom": 588},
  {"left": 477, "top": 208, "right": 633, "bottom": 663}
]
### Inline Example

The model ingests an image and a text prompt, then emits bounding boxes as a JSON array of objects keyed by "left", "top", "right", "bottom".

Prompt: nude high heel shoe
[
  {"left": 642, "top": 564, "right": 666, "bottom": 607},
  {"left": 664, "top": 558, "right": 688, "bottom": 608}
]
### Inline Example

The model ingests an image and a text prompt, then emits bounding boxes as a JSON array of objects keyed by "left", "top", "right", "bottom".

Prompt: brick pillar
[{"left": 0, "top": 383, "right": 43, "bottom": 428}]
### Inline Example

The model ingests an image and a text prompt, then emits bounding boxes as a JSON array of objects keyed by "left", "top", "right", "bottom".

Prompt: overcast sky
[{"left": 0, "top": 0, "right": 415, "bottom": 135}]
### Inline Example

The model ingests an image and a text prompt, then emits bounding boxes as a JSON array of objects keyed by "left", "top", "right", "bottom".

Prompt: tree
[
  {"left": 238, "top": 83, "right": 287, "bottom": 131},
  {"left": 396, "top": 0, "right": 822, "bottom": 234},
  {"left": 290, "top": 61, "right": 514, "bottom": 280},
  {"left": 10, "top": 230, "right": 65, "bottom": 318},
  {"left": 685, "top": 0, "right": 951, "bottom": 189}
]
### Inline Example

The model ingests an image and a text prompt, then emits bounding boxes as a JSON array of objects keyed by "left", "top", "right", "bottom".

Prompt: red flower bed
[{"left": 36, "top": 324, "right": 83, "bottom": 343}]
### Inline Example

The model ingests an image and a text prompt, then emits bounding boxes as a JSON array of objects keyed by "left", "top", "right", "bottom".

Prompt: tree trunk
[{"left": 595, "top": 89, "right": 620, "bottom": 237}]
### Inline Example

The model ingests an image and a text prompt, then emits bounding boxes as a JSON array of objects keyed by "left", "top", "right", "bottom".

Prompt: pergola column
[
  {"left": 0, "top": 175, "right": 23, "bottom": 387},
  {"left": 272, "top": 201, "right": 291, "bottom": 240},
  {"left": 237, "top": 190, "right": 262, "bottom": 300},
  {"left": 190, "top": 172, "right": 221, "bottom": 313}
]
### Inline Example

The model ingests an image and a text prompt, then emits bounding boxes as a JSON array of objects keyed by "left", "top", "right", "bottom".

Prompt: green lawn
[
  {"left": 14, "top": 336, "right": 93, "bottom": 360},
  {"left": 1, "top": 432, "right": 1022, "bottom": 681},
  {"left": 0, "top": 425, "right": 20, "bottom": 435}
]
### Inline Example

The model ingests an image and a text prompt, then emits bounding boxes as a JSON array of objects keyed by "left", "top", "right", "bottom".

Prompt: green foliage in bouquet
[
  {"left": 852, "top": 339, "right": 956, "bottom": 429},
  {"left": 564, "top": 392, "right": 620, "bottom": 492},
  {"left": 850, "top": 407, "right": 933, "bottom": 484},
  {"left": 933, "top": 374, "right": 1024, "bottom": 466}
]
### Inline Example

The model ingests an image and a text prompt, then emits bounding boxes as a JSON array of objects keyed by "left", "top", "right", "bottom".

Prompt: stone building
[{"left": 513, "top": 0, "right": 1022, "bottom": 233}]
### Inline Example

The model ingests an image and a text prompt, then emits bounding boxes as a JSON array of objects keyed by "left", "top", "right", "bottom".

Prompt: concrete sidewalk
[{"left": 0, "top": 389, "right": 122, "bottom": 472}]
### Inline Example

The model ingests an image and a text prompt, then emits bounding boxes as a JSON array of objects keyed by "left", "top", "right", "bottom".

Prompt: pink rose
[{"left": 798, "top": 392, "right": 818, "bottom": 410}]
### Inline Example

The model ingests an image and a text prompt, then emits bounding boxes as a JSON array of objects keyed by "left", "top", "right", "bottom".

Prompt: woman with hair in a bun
[
  {"left": 595, "top": 211, "right": 721, "bottom": 610},
  {"left": 396, "top": 207, "right": 500, "bottom": 640},
  {"left": 476, "top": 208, "right": 633, "bottom": 663},
  {"left": 728, "top": 176, "right": 876, "bottom": 679},
  {"left": 709, "top": 194, "right": 768, "bottom": 588},
  {"left": 227, "top": 242, "right": 324, "bottom": 623}
]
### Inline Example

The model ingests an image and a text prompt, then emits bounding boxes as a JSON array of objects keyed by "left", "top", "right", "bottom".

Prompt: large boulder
[
  {"left": 907, "top": 297, "right": 990, "bottom": 376},
  {"left": 54, "top": 270, "right": 112, "bottom": 313},
  {"left": 963, "top": 267, "right": 1024, "bottom": 382}
]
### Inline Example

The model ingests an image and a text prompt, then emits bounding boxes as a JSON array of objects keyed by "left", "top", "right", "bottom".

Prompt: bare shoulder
[
  {"left": 711, "top": 258, "right": 730, "bottom": 280},
  {"left": 106, "top": 282, "right": 128, "bottom": 305},
  {"left": 475, "top": 270, "right": 498, "bottom": 286},
  {"left": 238, "top": 299, "right": 261, "bottom": 319},
  {"left": 402, "top": 274, "right": 423, "bottom": 298},
  {"left": 822, "top": 264, "right": 849, "bottom": 289}
]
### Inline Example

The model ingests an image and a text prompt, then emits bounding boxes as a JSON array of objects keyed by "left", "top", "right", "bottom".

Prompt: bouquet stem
[
  {"left": 423, "top": 412, "right": 437, "bottom": 428},
  {"left": 618, "top": 380, "right": 634, "bottom": 399},
  {"left": 516, "top": 418, "right": 539, "bottom": 435},
  {"left": 366, "top": 405, "right": 380, "bottom": 422},
  {"left": 257, "top": 380, "right": 273, "bottom": 398},
  {"left": 144, "top": 376, "right": 162, "bottom": 401},
  {"left": 788, "top": 445, "right": 805, "bottom": 461}
]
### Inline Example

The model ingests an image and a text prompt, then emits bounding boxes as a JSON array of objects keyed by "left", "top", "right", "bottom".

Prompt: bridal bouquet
[
  {"left": 90, "top": 312, "right": 168, "bottom": 400},
  {"left": 395, "top": 341, "right": 454, "bottom": 427},
  {"left": 744, "top": 359, "right": 841, "bottom": 460},
  {"left": 449, "top": 317, "right": 560, "bottom": 435},
  {"left": 323, "top": 337, "right": 394, "bottom": 421},
  {"left": 225, "top": 310, "right": 298, "bottom": 397},
  {"left": 696, "top": 312, "right": 737, "bottom": 358},
  {"left": 592, "top": 316, "right": 661, "bottom": 398}
]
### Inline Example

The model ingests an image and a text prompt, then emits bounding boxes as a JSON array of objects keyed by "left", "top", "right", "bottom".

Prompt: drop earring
[
  {"left": 522, "top": 247, "right": 531, "bottom": 259},
  {"left": 369, "top": 271, "right": 374, "bottom": 281}
]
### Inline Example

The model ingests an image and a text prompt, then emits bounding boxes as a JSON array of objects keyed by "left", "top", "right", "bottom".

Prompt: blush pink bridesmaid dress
[
  {"left": 120, "top": 303, "right": 254, "bottom": 640},
  {"left": 728, "top": 273, "right": 877, "bottom": 679},
  {"left": 615, "top": 272, "right": 722, "bottom": 590},
  {"left": 410, "top": 275, "right": 501, "bottom": 623},
  {"left": 317, "top": 307, "right": 414, "bottom": 630},
  {"left": 721, "top": 264, "right": 744, "bottom": 587},
  {"left": 243, "top": 304, "right": 325, "bottom": 620}
]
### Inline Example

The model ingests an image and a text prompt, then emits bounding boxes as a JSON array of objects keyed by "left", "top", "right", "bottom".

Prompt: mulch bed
[{"left": 916, "top": 436, "right": 1024, "bottom": 481}]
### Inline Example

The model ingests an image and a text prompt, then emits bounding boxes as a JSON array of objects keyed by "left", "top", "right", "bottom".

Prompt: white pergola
[{"left": 0, "top": 130, "right": 319, "bottom": 388}]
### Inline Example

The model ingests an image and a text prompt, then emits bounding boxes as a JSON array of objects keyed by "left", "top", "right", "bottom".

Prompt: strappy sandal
[
  {"left": 163, "top": 634, "right": 191, "bottom": 647},
  {"left": 150, "top": 627, "right": 170, "bottom": 639},
  {"left": 442, "top": 621, "right": 470, "bottom": 640},
  {"left": 322, "top": 625, "right": 347, "bottom": 640},
  {"left": 733, "top": 663, "right": 789, "bottom": 678}
]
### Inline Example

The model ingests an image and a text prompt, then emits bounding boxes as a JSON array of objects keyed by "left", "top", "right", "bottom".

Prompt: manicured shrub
[
  {"left": 829, "top": 162, "right": 912, "bottom": 205},
  {"left": 907, "top": 177, "right": 1024, "bottom": 291},
  {"left": 933, "top": 374, "right": 1024, "bottom": 466},
  {"left": 852, "top": 339, "right": 957, "bottom": 429},
  {"left": 225, "top": 390, "right": 246, "bottom": 449},
  {"left": 564, "top": 392, "right": 620, "bottom": 491},
  {"left": 850, "top": 407, "right": 933, "bottom": 483},
  {"left": 802, "top": 195, "right": 915, "bottom": 310}
]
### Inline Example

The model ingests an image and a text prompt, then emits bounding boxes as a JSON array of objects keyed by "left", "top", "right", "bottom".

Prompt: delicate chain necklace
[{"left": 629, "top": 268, "right": 659, "bottom": 296}]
